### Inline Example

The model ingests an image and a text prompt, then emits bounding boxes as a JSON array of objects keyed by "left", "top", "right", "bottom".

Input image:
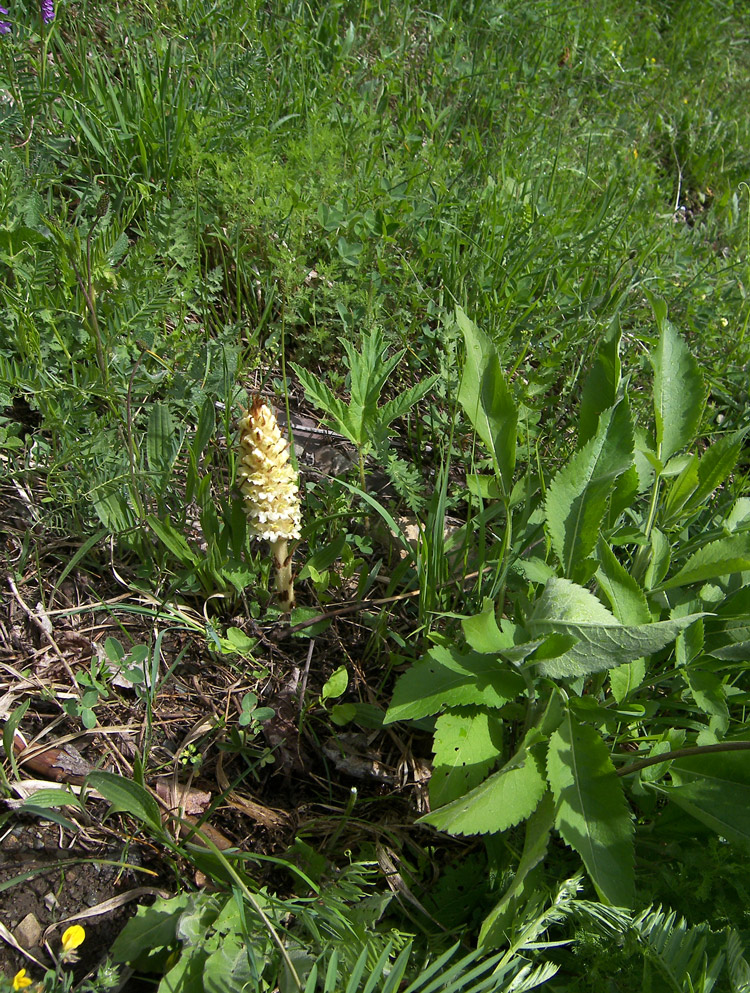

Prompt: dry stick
[
  {"left": 615, "top": 740, "right": 750, "bottom": 778},
  {"left": 7, "top": 576, "right": 79, "bottom": 688}
]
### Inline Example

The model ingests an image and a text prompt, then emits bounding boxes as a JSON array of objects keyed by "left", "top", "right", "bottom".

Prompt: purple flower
[
  {"left": 0, "top": 5, "right": 10, "bottom": 33},
  {"left": 40, "top": 0, "right": 54, "bottom": 23}
]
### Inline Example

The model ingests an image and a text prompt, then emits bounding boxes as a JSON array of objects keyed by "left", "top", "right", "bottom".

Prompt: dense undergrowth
[{"left": 2, "top": 0, "right": 750, "bottom": 990}]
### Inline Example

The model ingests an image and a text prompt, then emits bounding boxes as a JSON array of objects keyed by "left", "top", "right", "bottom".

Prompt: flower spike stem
[
  {"left": 237, "top": 399, "right": 301, "bottom": 616},
  {"left": 272, "top": 537, "right": 295, "bottom": 613}
]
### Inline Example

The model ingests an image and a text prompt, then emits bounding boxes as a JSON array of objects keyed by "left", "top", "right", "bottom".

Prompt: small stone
[
  {"left": 43, "top": 892, "right": 59, "bottom": 912},
  {"left": 14, "top": 913, "right": 42, "bottom": 949}
]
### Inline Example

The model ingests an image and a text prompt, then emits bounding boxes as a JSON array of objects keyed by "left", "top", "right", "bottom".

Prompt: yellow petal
[
  {"left": 13, "top": 969, "right": 33, "bottom": 990},
  {"left": 62, "top": 924, "right": 85, "bottom": 951}
]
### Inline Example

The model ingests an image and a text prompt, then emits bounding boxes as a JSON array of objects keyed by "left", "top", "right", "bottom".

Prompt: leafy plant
[
  {"left": 386, "top": 303, "right": 750, "bottom": 922},
  {"left": 292, "top": 327, "right": 439, "bottom": 493}
]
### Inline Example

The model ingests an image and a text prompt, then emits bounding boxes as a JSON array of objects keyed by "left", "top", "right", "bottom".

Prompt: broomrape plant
[{"left": 237, "top": 398, "right": 302, "bottom": 613}]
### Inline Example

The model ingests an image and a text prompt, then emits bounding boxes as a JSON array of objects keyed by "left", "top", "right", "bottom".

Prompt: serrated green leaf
[
  {"left": 546, "top": 401, "right": 633, "bottom": 581},
  {"left": 528, "top": 577, "right": 703, "bottom": 678},
  {"left": 649, "top": 302, "right": 705, "bottom": 461},
  {"left": 430, "top": 708, "right": 503, "bottom": 807},
  {"left": 292, "top": 366, "right": 354, "bottom": 443},
  {"left": 662, "top": 749, "right": 750, "bottom": 848},
  {"left": 660, "top": 534, "right": 750, "bottom": 590},
  {"left": 378, "top": 374, "right": 441, "bottom": 431},
  {"left": 547, "top": 712, "right": 634, "bottom": 906},
  {"left": 462, "top": 600, "right": 513, "bottom": 654},
  {"left": 596, "top": 539, "right": 650, "bottom": 701},
  {"left": 419, "top": 739, "right": 546, "bottom": 836},
  {"left": 578, "top": 317, "right": 622, "bottom": 445},
  {"left": 683, "top": 668, "right": 728, "bottom": 733},
  {"left": 456, "top": 307, "right": 517, "bottom": 495},
  {"left": 384, "top": 646, "right": 524, "bottom": 723}
]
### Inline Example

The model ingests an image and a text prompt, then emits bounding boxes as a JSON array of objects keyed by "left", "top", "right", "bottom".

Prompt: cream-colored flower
[{"left": 237, "top": 400, "right": 301, "bottom": 542}]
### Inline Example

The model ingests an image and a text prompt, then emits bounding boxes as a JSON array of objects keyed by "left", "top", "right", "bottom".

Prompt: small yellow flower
[
  {"left": 62, "top": 924, "right": 85, "bottom": 951},
  {"left": 12, "top": 970, "right": 33, "bottom": 990},
  {"left": 61, "top": 924, "right": 85, "bottom": 955}
]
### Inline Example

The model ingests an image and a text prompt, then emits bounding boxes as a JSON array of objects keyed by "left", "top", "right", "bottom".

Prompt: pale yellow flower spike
[
  {"left": 237, "top": 398, "right": 301, "bottom": 613},
  {"left": 12, "top": 970, "right": 32, "bottom": 991}
]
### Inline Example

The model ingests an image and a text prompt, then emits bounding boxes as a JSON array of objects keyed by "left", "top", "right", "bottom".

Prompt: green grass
[{"left": 1, "top": 0, "right": 750, "bottom": 990}]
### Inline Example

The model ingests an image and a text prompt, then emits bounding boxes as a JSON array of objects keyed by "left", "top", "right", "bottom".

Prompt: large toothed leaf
[
  {"left": 384, "top": 646, "right": 524, "bottom": 722},
  {"left": 546, "top": 400, "right": 633, "bottom": 582},
  {"left": 648, "top": 294, "right": 705, "bottom": 462},
  {"left": 528, "top": 577, "right": 703, "bottom": 678},
  {"left": 660, "top": 534, "right": 750, "bottom": 590},
  {"left": 430, "top": 708, "right": 504, "bottom": 807},
  {"left": 456, "top": 307, "right": 517, "bottom": 495},
  {"left": 419, "top": 737, "right": 546, "bottom": 836},
  {"left": 547, "top": 712, "right": 634, "bottom": 906},
  {"left": 596, "top": 539, "right": 650, "bottom": 701}
]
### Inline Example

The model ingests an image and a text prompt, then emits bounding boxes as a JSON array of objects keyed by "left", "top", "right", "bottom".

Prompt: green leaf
[
  {"left": 147, "top": 515, "right": 198, "bottom": 566},
  {"left": 430, "top": 708, "right": 503, "bottom": 807},
  {"left": 203, "top": 934, "right": 257, "bottom": 993},
  {"left": 88, "top": 771, "right": 163, "bottom": 830},
  {"left": 147, "top": 402, "right": 181, "bottom": 476},
  {"left": 660, "top": 534, "right": 750, "bottom": 590},
  {"left": 461, "top": 600, "right": 513, "bottom": 654},
  {"left": 456, "top": 307, "right": 517, "bottom": 495},
  {"left": 596, "top": 539, "right": 650, "bottom": 701},
  {"left": 322, "top": 665, "right": 349, "bottom": 701},
  {"left": 292, "top": 365, "right": 354, "bottom": 443},
  {"left": 684, "top": 668, "right": 728, "bottom": 734},
  {"left": 419, "top": 737, "right": 546, "bottom": 836},
  {"left": 546, "top": 401, "right": 633, "bottom": 581},
  {"left": 648, "top": 296, "right": 705, "bottom": 461},
  {"left": 643, "top": 528, "right": 671, "bottom": 590},
  {"left": 529, "top": 578, "right": 702, "bottom": 679},
  {"left": 478, "top": 790, "right": 555, "bottom": 948},
  {"left": 378, "top": 374, "right": 441, "bottom": 433},
  {"left": 192, "top": 396, "right": 216, "bottom": 463},
  {"left": 299, "top": 533, "right": 348, "bottom": 582},
  {"left": 547, "top": 712, "right": 634, "bottom": 906},
  {"left": 661, "top": 749, "right": 750, "bottom": 848},
  {"left": 578, "top": 317, "right": 622, "bottom": 445},
  {"left": 384, "top": 646, "right": 525, "bottom": 723},
  {"left": 688, "top": 432, "right": 746, "bottom": 511},
  {"left": 661, "top": 454, "right": 699, "bottom": 523},
  {"left": 111, "top": 895, "right": 191, "bottom": 965}
]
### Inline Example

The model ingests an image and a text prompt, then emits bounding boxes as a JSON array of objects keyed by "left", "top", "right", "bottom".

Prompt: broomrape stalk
[{"left": 237, "top": 399, "right": 301, "bottom": 613}]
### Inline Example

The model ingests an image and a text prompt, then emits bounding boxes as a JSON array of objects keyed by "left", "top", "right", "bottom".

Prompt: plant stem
[
  {"left": 615, "top": 740, "right": 750, "bottom": 778},
  {"left": 272, "top": 537, "right": 295, "bottom": 613}
]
